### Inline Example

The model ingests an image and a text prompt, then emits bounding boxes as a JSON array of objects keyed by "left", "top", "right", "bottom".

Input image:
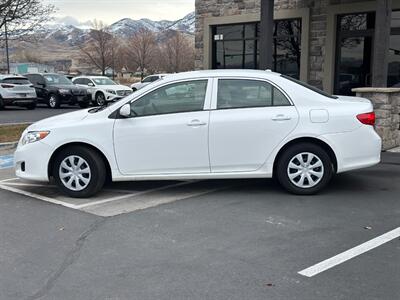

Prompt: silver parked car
[{"left": 0, "top": 75, "right": 37, "bottom": 110}]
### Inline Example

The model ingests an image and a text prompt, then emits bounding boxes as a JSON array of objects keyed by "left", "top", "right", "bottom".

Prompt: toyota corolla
[{"left": 14, "top": 70, "right": 382, "bottom": 198}]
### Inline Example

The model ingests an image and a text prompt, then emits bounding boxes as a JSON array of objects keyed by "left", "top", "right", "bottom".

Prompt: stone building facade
[
  {"left": 195, "top": 0, "right": 400, "bottom": 94},
  {"left": 195, "top": 0, "right": 400, "bottom": 149}
]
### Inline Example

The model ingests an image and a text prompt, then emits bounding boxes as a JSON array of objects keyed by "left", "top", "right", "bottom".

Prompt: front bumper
[
  {"left": 14, "top": 141, "right": 54, "bottom": 182},
  {"left": 59, "top": 94, "right": 91, "bottom": 104}
]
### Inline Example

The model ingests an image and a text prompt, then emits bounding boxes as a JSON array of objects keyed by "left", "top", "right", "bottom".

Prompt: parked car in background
[
  {"left": 15, "top": 70, "right": 381, "bottom": 198},
  {"left": 0, "top": 75, "right": 37, "bottom": 110},
  {"left": 130, "top": 74, "right": 168, "bottom": 91},
  {"left": 25, "top": 73, "right": 91, "bottom": 109},
  {"left": 73, "top": 76, "right": 133, "bottom": 106}
]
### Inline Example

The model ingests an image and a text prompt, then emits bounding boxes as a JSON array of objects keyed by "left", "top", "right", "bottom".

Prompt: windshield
[
  {"left": 44, "top": 74, "right": 72, "bottom": 85},
  {"left": 93, "top": 77, "right": 116, "bottom": 85},
  {"left": 281, "top": 75, "right": 338, "bottom": 99},
  {"left": 1, "top": 78, "right": 31, "bottom": 85}
]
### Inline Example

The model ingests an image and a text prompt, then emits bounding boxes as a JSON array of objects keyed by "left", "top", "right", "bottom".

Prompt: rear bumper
[
  {"left": 2, "top": 98, "right": 37, "bottom": 106},
  {"left": 320, "top": 125, "right": 382, "bottom": 173}
]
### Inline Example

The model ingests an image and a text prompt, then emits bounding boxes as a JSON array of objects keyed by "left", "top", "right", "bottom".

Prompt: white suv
[
  {"left": 73, "top": 76, "right": 133, "bottom": 106},
  {"left": 130, "top": 74, "right": 168, "bottom": 91},
  {"left": 0, "top": 75, "right": 37, "bottom": 110}
]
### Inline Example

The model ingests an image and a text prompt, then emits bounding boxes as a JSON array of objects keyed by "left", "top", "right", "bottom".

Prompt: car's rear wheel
[
  {"left": 48, "top": 94, "right": 61, "bottom": 109},
  {"left": 53, "top": 146, "right": 106, "bottom": 198},
  {"left": 276, "top": 143, "right": 334, "bottom": 195},
  {"left": 95, "top": 92, "right": 106, "bottom": 106}
]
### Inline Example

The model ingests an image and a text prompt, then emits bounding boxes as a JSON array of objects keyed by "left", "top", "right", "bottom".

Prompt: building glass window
[
  {"left": 388, "top": 11, "right": 400, "bottom": 87},
  {"left": 273, "top": 19, "right": 302, "bottom": 79},
  {"left": 212, "top": 19, "right": 302, "bottom": 78},
  {"left": 334, "top": 12, "right": 375, "bottom": 95}
]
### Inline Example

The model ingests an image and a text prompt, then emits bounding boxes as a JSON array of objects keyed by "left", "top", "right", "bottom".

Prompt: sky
[{"left": 45, "top": 0, "right": 195, "bottom": 24}]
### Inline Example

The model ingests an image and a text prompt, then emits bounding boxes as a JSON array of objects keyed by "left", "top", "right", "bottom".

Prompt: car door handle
[
  {"left": 272, "top": 115, "right": 292, "bottom": 121},
  {"left": 187, "top": 120, "right": 207, "bottom": 127}
]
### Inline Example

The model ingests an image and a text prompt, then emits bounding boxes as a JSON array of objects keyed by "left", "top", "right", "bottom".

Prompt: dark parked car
[{"left": 24, "top": 73, "right": 91, "bottom": 109}]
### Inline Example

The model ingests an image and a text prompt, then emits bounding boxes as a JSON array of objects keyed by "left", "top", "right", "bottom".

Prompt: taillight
[
  {"left": 357, "top": 112, "right": 376, "bottom": 126},
  {"left": 1, "top": 84, "right": 14, "bottom": 88}
]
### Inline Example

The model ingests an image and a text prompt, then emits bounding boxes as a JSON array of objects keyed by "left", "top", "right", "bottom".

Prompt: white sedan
[{"left": 15, "top": 70, "right": 381, "bottom": 198}]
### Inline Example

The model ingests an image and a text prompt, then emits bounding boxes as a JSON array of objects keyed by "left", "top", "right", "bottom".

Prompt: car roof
[
  {"left": 75, "top": 76, "right": 111, "bottom": 79},
  {"left": 161, "top": 70, "right": 281, "bottom": 83},
  {"left": 0, "top": 74, "right": 28, "bottom": 79}
]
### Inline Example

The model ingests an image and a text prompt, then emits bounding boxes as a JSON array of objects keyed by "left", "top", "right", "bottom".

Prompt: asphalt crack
[{"left": 26, "top": 218, "right": 107, "bottom": 300}]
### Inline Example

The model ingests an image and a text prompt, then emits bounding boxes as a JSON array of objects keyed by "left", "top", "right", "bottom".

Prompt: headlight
[
  {"left": 59, "top": 89, "right": 70, "bottom": 94},
  {"left": 106, "top": 89, "right": 116, "bottom": 95},
  {"left": 22, "top": 131, "right": 50, "bottom": 145}
]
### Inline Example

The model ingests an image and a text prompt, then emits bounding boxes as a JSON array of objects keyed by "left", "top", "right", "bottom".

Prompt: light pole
[{"left": 4, "top": 18, "right": 10, "bottom": 74}]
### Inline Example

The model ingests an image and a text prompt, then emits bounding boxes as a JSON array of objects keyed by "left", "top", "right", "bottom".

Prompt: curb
[
  {"left": 0, "top": 141, "right": 18, "bottom": 151},
  {"left": 0, "top": 122, "right": 32, "bottom": 126}
]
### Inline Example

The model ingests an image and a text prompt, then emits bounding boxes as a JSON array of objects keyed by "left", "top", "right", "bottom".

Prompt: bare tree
[
  {"left": 79, "top": 20, "right": 115, "bottom": 75},
  {"left": 0, "top": 0, "right": 56, "bottom": 40},
  {"left": 161, "top": 31, "right": 194, "bottom": 73},
  {"left": 125, "top": 28, "right": 157, "bottom": 79}
]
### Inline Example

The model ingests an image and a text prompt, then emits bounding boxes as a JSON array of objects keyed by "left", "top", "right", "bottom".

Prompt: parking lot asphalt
[
  {"left": 0, "top": 153, "right": 399, "bottom": 300},
  {"left": 0, "top": 105, "right": 79, "bottom": 124}
]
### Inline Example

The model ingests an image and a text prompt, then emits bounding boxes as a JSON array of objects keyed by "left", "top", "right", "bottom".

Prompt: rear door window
[
  {"left": 217, "top": 79, "right": 291, "bottom": 109},
  {"left": 1, "top": 78, "right": 31, "bottom": 85}
]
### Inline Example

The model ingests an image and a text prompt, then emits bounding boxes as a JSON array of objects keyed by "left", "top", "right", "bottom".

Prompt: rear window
[
  {"left": 281, "top": 75, "right": 338, "bottom": 99},
  {"left": 1, "top": 78, "right": 31, "bottom": 85}
]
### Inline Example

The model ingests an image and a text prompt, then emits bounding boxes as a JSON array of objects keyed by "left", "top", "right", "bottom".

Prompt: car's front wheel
[
  {"left": 48, "top": 94, "right": 61, "bottom": 109},
  {"left": 53, "top": 146, "right": 106, "bottom": 198},
  {"left": 276, "top": 143, "right": 334, "bottom": 195},
  {"left": 95, "top": 92, "right": 106, "bottom": 106}
]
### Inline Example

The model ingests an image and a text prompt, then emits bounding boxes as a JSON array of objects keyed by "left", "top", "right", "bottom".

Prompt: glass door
[{"left": 334, "top": 13, "right": 375, "bottom": 95}]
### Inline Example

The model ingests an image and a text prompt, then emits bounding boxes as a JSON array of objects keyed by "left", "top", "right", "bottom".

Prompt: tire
[
  {"left": 95, "top": 92, "right": 106, "bottom": 106},
  {"left": 48, "top": 94, "right": 61, "bottom": 109},
  {"left": 0, "top": 98, "right": 4, "bottom": 110},
  {"left": 25, "top": 102, "right": 37, "bottom": 110},
  {"left": 276, "top": 143, "right": 334, "bottom": 195},
  {"left": 52, "top": 146, "right": 106, "bottom": 198},
  {"left": 79, "top": 102, "right": 89, "bottom": 109}
]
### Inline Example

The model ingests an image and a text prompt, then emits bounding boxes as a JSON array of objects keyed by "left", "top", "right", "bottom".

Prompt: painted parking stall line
[
  {"left": 298, "top": 227, "right": 400, "bottom": 277},
  {"left": 0, "top": 177, "right": 242, "bottom": 217},
  {"left": 0, "top": 155, "right": 14, "bottom": 170}
]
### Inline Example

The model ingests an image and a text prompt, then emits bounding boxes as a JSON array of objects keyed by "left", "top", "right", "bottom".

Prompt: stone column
[{"left": 353, "top": 88, "right": 400, "bottom": 150}]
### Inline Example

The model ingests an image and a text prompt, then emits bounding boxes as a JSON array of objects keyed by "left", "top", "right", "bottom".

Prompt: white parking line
[
  {"left": 76, "top": 181, "right": 196, "bottom": 209},
  {"left": 298, "top": 227, "right": 400, "bottom": 277},
  {"left": 0, "top": 183, "right": 80, "bottom": 209},
  {"left": 1, "top": 182, "right": 52, "bottom": 188}
]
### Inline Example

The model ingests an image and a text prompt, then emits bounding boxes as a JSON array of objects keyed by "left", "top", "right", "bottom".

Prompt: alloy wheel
[
  {"left": 49, "top": 95, "right": 57, "bottom": 108},
  {"left": 96, "top": 94, "right": 106, "bottom": 106}
]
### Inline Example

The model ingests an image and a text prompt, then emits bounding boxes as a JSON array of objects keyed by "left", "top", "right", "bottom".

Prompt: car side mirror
[
  {"left": 88, "top": 82, "right": 94, "bottom": 87},
  {"left": 119, "top": 104, "right": 131, "bottom": 118},
  {"left": 39, "top": 83, "right": 46, "bottom": 87}
]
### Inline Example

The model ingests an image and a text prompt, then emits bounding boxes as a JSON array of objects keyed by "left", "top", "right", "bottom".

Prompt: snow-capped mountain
[{"left": 108, "top": 12, "right": 195, "bottom": 37}]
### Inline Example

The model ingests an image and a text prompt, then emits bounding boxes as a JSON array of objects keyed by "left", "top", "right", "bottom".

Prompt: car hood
[
  {"left": 28, "top": 109, "right": 91, "bottom": 131},
  {"left": 101, "top": 85, "right": 131, "bottom": 90}
]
